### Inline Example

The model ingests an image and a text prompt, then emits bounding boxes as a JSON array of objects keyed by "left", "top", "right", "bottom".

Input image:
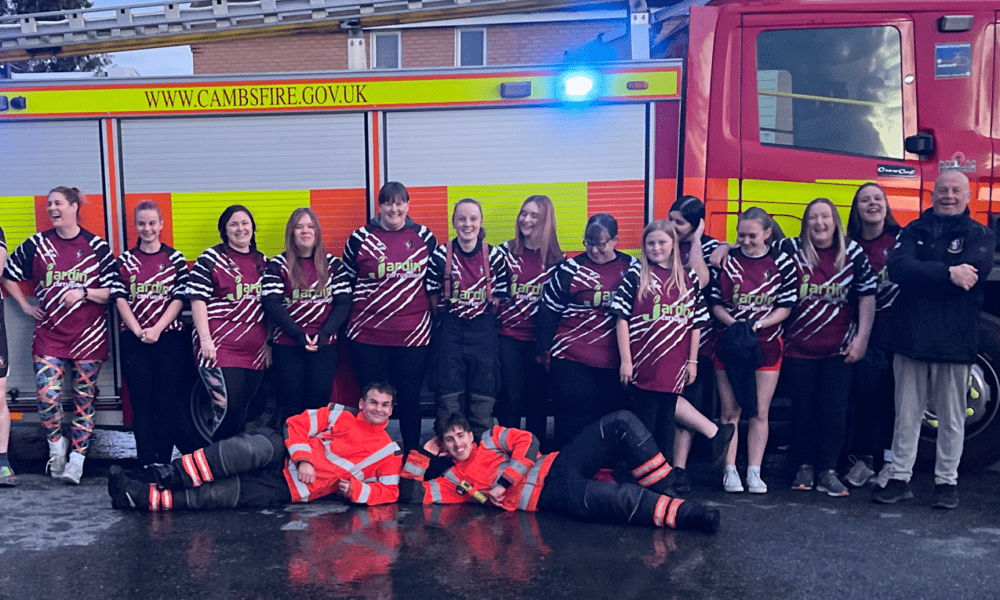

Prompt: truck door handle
[{"left": 904, "top": 132, "right": 935, "bottom": 157}]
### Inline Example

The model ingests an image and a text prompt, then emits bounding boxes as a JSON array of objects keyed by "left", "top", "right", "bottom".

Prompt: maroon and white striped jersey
[
  {"left": 541, "top": 251, "right": 637, "bottom": 369},
  {"left": 780, "top": 238, "right": 877, "bottom": 359},
  {"left": 855, "top": 231, "right": 900, "bottom": 328},
  {"left": 341, "top": 219, "right": 437, "bottom": 347},
  {"left": 187, "top": 244, "right": 267, "bottom": 370},
  {"left": 111, "top": 245, "right": 188, "bottom": 333},
  {"left": 496, "top": 242, "right": 558, "bottom": 342},
  {"left": 678, "top": 235, "right": 720, "bottom": 269},
  {"left": 611, "top": 264, "right": 708, "bottom": 393},
  {"left": 706, "top": 246, "right": 797, "bottom": 345},
  {"left": 679, "top": 234, "right": 720, "bottom": 357},
  {"left": 3, "top": 228, "right": 117, "bottom": 361},
  {"left": 426, "top": 240, "right": 510, "bottom": 320},
  {"left": 262, "top": 253, "right": 350, "bottom": 345}
]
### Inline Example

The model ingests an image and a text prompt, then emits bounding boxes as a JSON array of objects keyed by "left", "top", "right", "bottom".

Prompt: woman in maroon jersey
[
  {"left": 496, "top": 195, "right": 564, "bottom": 443},
  {"left": 111, "top": 200, "right": 190, "bottom": 466},
  {"left": 707, "top": 207, "right": 796, "bottom": 494},
  {"left": 536, "top": 213, "right": 637, "bottom": 448},
  {"left": 426, "top": 198, "right": 510, "bottom": 440},
  {"left": 262, "top": 207, "right": 351, "bottom": 422},
  {"left": 842, "top": 183, "right": 902, "bottom": 487},
  {"left": 1, "top": 187, "right": 117, "bottom": 484},
  {"left": 612, "top": 220, "right": 709, "bottom": 455},
  {"left": 342, "top": 182, "right": 437, "bottom": 452},
  {"left": 667, "top": 196, "right": 735, "bottom": 493},
  {"left": 188, "top": 204, "right": 268, "bottom": 442},
  {"left": 781, "top": 198, "right": 878, "bottom": 497}
]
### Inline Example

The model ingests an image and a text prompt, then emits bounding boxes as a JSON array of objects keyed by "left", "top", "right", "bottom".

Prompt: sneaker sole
[
  {"left": 792, "top": 484, "right": 813, "bottom": 491},
  {"left": 724, "top": 486, "right": 744, "bottom": 493},
  {"left": 748, "top": 486, "right": 767, "bottom": 494},
  {"left": 931, "top": 500, "right": 958, "bottom": 510},
  {"left": 872, "top": 491, "right": 914, "bottom": 504},
  {"left": 816, "top": 485, "right": 849, "bottom": 497}
]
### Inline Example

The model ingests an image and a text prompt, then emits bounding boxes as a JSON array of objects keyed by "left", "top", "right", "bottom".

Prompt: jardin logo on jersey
[
  {"left": 130, "top": 275, "right": 171, "bottom": 298},
  {"left": 585, "top": 285, "right": 614, "bottom": 307},
  {"left": 45, "top": 263, "right": 87, "bottom": 286},
  {"left": 640, "top": 295, "right": 692, "bottom": 322},
  {"left": 369, "top": 257, "right": 422, "bottom": 279},
  {"left": 798, "top": 275, "right": 845, "bottom": 301},
  {"left": 226, "top": 275, "right": 263, "bottom": 301},
  {"left": 732, "top": 284, "right": 775, "bottom": 310},
  {"left": 511, "top": 275, "right": 543, "bottom": 300},
  {"left": 291, "top": 286, "right": 332, "bottom": 301}
]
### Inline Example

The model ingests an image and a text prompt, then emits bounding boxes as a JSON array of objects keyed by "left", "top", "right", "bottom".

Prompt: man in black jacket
[{"left": 874, "top": 171, "right": 995, "bottom": 509}]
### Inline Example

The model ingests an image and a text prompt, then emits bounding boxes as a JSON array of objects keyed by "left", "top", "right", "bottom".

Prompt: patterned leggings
[{"left": 35, "top": 355, "right": 102, "bottom": 455}]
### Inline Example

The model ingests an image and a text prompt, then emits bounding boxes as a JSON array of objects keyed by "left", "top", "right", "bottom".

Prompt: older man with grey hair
[{"left": 874, "top": 171, "right": 994, "bottom": 509}]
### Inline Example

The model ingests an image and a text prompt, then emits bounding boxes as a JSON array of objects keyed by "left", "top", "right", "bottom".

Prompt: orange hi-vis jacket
[
  {"left": 402, "top": 425, "right": 558, "bottom": 511},
  {"left": 283, "top": 403, "right": 402, "bottom": 505}
]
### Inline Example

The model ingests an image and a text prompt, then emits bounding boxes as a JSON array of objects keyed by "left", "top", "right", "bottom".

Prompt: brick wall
[{"left": 192, "top": 20, "right": 624, "bottom": 74}]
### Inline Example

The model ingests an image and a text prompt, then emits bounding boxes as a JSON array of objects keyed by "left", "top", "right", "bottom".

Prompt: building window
[
  {"left": 457, "top": 29, "right": 486, "bottom": 67},
  {"left": 373, "top": 32, "right": 401, "bottom": 69},
  {"left": 756, "top": 26, "right": 903, "bottom": 159}
]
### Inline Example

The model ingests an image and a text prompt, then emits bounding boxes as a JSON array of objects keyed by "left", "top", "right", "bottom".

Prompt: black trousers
[
  {"left": 549, "top": 358, "right": 627, "bottom": 449},
  {"left": 270, "top": 343, "right": 337, "bottom": 423},
  {"left": 497, "top": 335, "right": 549, "bottom": 442},
  {"left": 432, "top": 313, "right": 499, "bottom": 441},
  {"left": 844, "top": 346, "right": 895, "bottom": 463},
  {"left": 349, "top": 339, "right": 430, "bottom": 452},
  {"left": 120, "top": 330, "right": 188, "bottom": 465},
  {"left": 537, "top": 410, "right": 676, "bottom": 526},
  {"left": 629, "top": 388, "right": 679, "bottom": 461},
  {"left": 784, "top": 356, "right": 854, "bottom": 472}
]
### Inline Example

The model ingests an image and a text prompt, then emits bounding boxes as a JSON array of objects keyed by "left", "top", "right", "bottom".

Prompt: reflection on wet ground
[{"left": 3, "top": 464, "right": 1000, "bottom": 600}]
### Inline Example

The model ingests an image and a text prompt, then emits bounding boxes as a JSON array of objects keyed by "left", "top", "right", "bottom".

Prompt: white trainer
[
  {"left": 746, "top": 466, "right": 768, "bottom": 494},
  {"left": 60, "top": 451, "right": 85, "bottom": 485},
  {"left": 844, "top": 457, "right": 875, "bottom": 488},
  {"left": 46, "top": 437, "right": 69, "bottom": 479},
  {"left": 723, "top": 465, "right": 744, "bottom": 493}
]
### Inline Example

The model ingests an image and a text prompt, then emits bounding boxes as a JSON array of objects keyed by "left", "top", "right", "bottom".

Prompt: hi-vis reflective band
[
  {"left": 631, "top": 453, "right": 666, "bottom": 479},
  {"left": 321, "top": 440, "right": 400, "bottom": 480},
  {"left": 286, "top": 460, "right": 310, "bottom": 502},
  {"left": 1, "top": 68, "right": 680, "bottom": 119},
  {"left": 517, "top": 461, "right": 547, "bottom": 511}
]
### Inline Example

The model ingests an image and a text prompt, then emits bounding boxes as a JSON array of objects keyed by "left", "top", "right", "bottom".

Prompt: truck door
[
  {"left": 738, "top": 12, "right": 920, "bottom": 237},
  {"left": 909, "top": 9, "right": 994, "bottom": 222},
  {"left": 0, "top": 121, "right": 119, "bottom": 421}
]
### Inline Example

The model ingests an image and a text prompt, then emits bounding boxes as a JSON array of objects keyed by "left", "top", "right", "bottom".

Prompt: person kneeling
[
  {"left": 399, "top": 410, "right": 720, "bottom": 533},
  {"left": 109, "top": 383, "right": 402, "bottom": 511}
]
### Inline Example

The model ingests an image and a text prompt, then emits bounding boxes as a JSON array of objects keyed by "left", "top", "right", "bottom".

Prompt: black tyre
[
  {"left": 174, "top": 379, "right": 213, "bottom": 453},
  {"left": 918, "top": 313, "right": 1000, "bottom": 469}
]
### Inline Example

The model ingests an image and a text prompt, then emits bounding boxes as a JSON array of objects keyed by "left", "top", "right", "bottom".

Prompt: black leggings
[
  {"left": 199, "top": 366, "right": 264, "bottom": 442},
  {"left": 844, "top": 346, "right": 895, "bottom": 463},
  {"left": 270, "top": 343, "right": 337, "bottom": 423},
  {"left": 629, "top": 387, "right": 679, "bottom": 460},
  {"left": 121, "top": 330, "right": 188, "bottom": 465},
  {"left": 349, "top": 340, "right": 430, "bottom": 452},
  {"left": 549, "top": 358, "right": 627, "bottom": 449},
  {"left": 784, "top": 356, "right": 854, "bottom": 472},
  {"left": 497, "top": 335, "right": 549, "bottom": 441}
]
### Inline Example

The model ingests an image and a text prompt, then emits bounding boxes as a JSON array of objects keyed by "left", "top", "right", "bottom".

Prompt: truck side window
[{"left": 756, "top": 26, "right": 903, "bottom": 160}]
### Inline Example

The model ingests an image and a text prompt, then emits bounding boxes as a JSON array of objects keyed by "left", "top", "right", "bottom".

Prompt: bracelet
[
  {"left": 686, "top": 359, "right": 698, "bottom": 364},
  {"left": 82, "top": 287, "right": 89, "bottom": 300}
]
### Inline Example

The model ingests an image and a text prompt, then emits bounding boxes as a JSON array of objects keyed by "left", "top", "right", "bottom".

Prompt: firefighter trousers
[{"left": 433, "top": 313, "right": 499, "bottom": 440}]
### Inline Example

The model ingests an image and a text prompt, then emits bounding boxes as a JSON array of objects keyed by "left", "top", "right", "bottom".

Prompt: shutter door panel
[
  {"left": 119, "top": 114, "right": 368, "bottom": 258},
  {"left": 0, "top": 121, "right": 116, "bottom": 412},
  {"left": 385, "top": 105, "right": 647, "bottom": 251}
]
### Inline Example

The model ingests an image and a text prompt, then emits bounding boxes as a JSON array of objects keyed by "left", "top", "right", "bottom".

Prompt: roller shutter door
[
  {"left": 385, "top": 105, "right": 648, "bottom": 250},
  {"left": 0, "top": 120, "right": 117, "bottom": 411},
  {"left": 119, "top": 114, "right": 368, "bottom": 259}
]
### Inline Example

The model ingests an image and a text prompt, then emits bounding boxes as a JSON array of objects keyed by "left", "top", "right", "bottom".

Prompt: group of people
[{"left": 0, "top": 172, "right": 991, "bottom": 515}]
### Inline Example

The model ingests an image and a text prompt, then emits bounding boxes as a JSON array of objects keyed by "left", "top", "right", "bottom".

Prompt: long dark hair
[
  {"left": 283, "top": 207, "right": 328, "bottom": 290},
  {"left": 847, "top": 182, "right": 900, "bottom": 241},
  {"left": 584, "top": 213, "right": 618, "bottom": 246},
  {"left": 670, "top": 195, "right": 706, "bottom": 228},
  {"left": 218, "top": 204, "right": 265, "bottom": 275}
]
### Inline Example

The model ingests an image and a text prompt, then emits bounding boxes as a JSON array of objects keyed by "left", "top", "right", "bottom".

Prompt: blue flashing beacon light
[{"left": 558, "top": 70, "right": 599, "bottom": 103}]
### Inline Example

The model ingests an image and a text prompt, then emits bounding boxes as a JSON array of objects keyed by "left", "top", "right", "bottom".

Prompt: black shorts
[{"left": 0, "top": 303, "right": 8, "bottom": 378}]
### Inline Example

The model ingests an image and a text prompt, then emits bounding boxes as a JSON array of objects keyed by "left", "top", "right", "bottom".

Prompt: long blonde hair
[
  {"left": 799, "top": 198, "right": 846, "bottom": 270},
  {"left": 283, "top": 207, "right": 329, "bottom": 289},
  {"left": 509, "top": 195, "right": 564, "bottom": 267},
  {"left": 637, "top": 220, "right": 688, "bottom": 301}
]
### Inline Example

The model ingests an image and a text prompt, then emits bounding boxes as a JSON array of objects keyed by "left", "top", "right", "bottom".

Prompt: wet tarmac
[{"left": 3, "top": 447, "right": 1000, "bottom": 600}]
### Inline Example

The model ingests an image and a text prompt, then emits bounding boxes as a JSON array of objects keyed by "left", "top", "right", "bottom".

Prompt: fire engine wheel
[
  {"left": 172, "top": 379, "right": 214, "bottom": 454},
  {"left": 918, "top": 313, "right": 1000, "bottom": 470}
]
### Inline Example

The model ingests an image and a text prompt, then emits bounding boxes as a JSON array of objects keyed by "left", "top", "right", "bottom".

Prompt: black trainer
[
  {"left": 710, "top": 423, "right": 736, "bottom": 466},
  {"left": 931, "top": 484, "right": 958, "bottom": 509},
  {"left": 673, "top": 467, "right": 691, "bottom": 494},
  {"left": 872, "top": 478, "right": 913, "bottom": 504},
  {"left": 677, "top": 501, "right": 721, "bottom": 534}
]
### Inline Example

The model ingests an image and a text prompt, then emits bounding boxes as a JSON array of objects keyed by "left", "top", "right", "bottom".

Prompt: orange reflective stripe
[
  {"left": 666, "top": 498, "right": 682, "bottom": 530},
  {"left": 182, "top": 454, "right": 202, "bottom": 487},
  {"left": 654, "top": 496, "right": 668, "bottom": 527},
  {"left": 631, "top": 453, "right": 665, "bottom": 478},
  {"left": 638, "top": 463, "right": 672, "bottom": 487},
  {"left": 149, "top": 485, "right": 160, "bottom": 511},
  {"left": 194, "top": 448, "right": 214, "bottom": 483},
  {"left": 162, "top": 489, "right": 173, "bottom": 511}
]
